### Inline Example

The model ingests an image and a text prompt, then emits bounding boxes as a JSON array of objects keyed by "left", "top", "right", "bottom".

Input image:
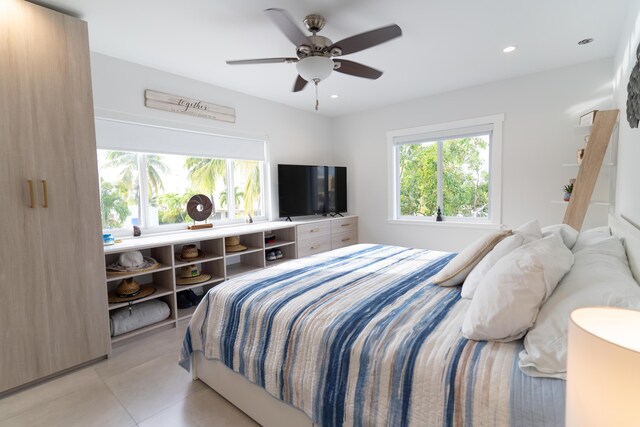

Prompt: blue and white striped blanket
[{"left": 180, "top": 244, "right": 565, "bottom": 426}]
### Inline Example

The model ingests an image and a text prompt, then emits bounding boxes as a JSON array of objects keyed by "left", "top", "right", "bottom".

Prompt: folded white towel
[{"left": 110, "top": 299, "right": 171, "bottom": 336}]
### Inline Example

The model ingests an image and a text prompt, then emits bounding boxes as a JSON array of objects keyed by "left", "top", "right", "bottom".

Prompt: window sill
[
  {"left": 387, "top": 218, "right": 505, "bottom": 230},
  {"left": 105, "top": 218, "right": 270, "bottom": 240}
]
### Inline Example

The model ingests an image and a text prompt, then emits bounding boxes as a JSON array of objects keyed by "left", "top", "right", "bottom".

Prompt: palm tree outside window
[{"left": 97, "top": 149, "right": 264, "bottom": 232}]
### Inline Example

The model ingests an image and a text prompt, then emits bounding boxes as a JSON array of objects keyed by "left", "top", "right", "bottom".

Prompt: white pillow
[
  {"left": 515, "top": 219, "right": 543, "bottom": 241},
  {"left": 572, "top": 226, "right": 611, "bottom": 253},
  {"left": 431, "top": 230, "right": 512, "bottom": 287},
  {"left": 541, "top": 224, "right": 579, "bottom": 250},
  {"left": 461, "top": 220, "right": 542, "bottom": 299},
  {"left": 519, "top": 237, "right": 640, "bottom": 379},
  {"left": 462, "top": 233, "right": 574, "bottom": 342}
]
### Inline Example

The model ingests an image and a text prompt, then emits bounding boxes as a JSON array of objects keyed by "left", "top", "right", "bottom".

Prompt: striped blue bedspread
[{"left": 180, "top": 244, "right": 565, "bottom": 426}]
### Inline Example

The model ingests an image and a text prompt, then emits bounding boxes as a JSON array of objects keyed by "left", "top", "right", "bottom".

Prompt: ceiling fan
[{"left": 226, "top": 8, "right": 402, "bottom": 110}]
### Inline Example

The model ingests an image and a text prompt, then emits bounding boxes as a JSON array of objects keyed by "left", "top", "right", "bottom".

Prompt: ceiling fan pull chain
[{"left": 314, "top": 80, "right": 319, "bottom": 110}]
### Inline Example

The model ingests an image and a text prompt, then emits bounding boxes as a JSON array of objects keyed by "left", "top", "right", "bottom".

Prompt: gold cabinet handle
[
  {"left": 28, "top": 180, "right": 34, "bottom": 208},
  {"left": 310, "top": 228, "right": 319, "bottom": 233},
  {"left": 41, "top": 180, "right": 48, "bottom": 208},
  {"left": 310, "top": 245, "right": 320, "bottom": 250},
  {"left": 341, "top": 237, "right": 351, "bottom": 242},
  {"left": 341, "top": 223, "right": 350, "bottom": 227}
]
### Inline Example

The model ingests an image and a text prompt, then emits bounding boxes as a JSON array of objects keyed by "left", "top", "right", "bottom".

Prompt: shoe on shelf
[
  {"left": 266, "top": 250, "right": 276, "bottom": 261},
  {"left": 185, "top": 289, "right": 203, "bottom": 305},
  {"left": 177, "top": 292, "right": 193, "bottom": 309},
  {"left": 275, "top": 249, "right": 284, "bottom": 259}
]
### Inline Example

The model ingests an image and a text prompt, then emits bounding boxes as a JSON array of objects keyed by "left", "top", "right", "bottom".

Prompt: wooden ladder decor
[{"left": 563, "top": 109, "right": 619, "bottom": 231}]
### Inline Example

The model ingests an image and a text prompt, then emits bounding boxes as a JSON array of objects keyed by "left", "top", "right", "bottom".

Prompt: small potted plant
[{"left": 563, "top": 182, "right": 574, "bottom": 201}]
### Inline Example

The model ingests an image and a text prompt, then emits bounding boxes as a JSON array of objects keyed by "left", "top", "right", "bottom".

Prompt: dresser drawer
[
  {"left": 331, "top": 217, "right": 358, "bottom": 234},
  {"left": 297, "top": 221, "right": 331, "bottom": 240},
  {"left": 331, "top": 230, "right": 358, "bottom": 250},
  {"left": 297, "top": 235, "right": 331, "bottom": 258}
]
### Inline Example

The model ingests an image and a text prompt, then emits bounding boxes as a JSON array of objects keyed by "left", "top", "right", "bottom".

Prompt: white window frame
[
  {"left": 95, "top": 116, "right": 270, "bottom": 237},
  {"left": 99, "top": 151, "right": 268, "bottom": 237},
  {"left": 387, "top": 114, "right": 504, "bottom": 228}
]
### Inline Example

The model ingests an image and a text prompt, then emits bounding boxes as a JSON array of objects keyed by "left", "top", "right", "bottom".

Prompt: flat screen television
[{"left": 278, "top": 164, "right": 347, "bottom": 219}]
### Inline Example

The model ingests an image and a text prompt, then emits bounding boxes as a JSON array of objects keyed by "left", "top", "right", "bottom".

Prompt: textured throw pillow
[
  {"left": 462, "top": 233, "right": 574, "bottom": 342},
  {"left": 519, "top": 237, "right": 640, "bottom": 379},
  {"left": 431, "top": 230, "right": 512, "bottom": 287},
  {"left": 571, "top": 226, "right": 612, "bottom": 253},
  {"left": 541, "top": 224, "right": 579, "bottom": 250},
  {"left": 515, "top": 219, "right": 543, "bottom": 241},
  {"left": 462, "top": 220, "right": 542, "bottom": 299}
]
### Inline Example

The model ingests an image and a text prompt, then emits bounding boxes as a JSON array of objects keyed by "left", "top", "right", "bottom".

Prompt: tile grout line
[
  {"left": 93, "top": 366, "right": 138, "bottom": 426},
  {"left": 0, "top": 371, "right": 98, "bottom": 425},
  {"left": 96, "top": 350, "right": 200, "bottom": 425}
]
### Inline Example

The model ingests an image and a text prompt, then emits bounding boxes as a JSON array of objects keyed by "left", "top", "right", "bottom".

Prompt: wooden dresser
[
  {"left": 296, "top": 216, "right": 359, "bottom": 258},
  {"left": 0, "top": 1, "right": 109, "bottom": 394}
]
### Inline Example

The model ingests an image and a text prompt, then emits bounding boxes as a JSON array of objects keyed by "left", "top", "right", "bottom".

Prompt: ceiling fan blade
[
  {"left": 330, "top": 24, "right": 402, "bottom": 56},
  {"left": 293, "top": 75, "right": 308, "bottom": 92},
  {"left": 265, "top": 8, "right": 310, "bottom": 48},
  {"left": 334, "top": 59, "right": 383, "bottom": 79},
  {"left": 226, "top": 57, "right": 298, "bottom": 65}
]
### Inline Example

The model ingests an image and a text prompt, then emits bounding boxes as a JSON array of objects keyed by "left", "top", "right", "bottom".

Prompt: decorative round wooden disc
[{"left": 186, "top": 194, "right": 213, "bottom": 222}]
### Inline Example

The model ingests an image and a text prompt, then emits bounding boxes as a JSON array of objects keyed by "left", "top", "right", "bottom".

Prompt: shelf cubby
[
  {"left": 174, "top": 238, "right": 224, "bottom": 267},
  {"left": 107, "top": 268, "right": 174, "bottom": 310},
  {"left": 265, "top": 243, "right": 296, "bottom": 268}
]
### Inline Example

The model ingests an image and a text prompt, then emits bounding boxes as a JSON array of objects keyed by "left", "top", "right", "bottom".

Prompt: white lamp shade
[
  {"left": 566, "top": 307, "right": 640, "bottom": 427},
  {"left": 296, "top": 56, "right": 334, "bottom": 82}
]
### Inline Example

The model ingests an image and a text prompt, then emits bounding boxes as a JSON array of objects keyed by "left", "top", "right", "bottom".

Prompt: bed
[{"left": 180, "top": 242, "right": 574, "bottom": 426}]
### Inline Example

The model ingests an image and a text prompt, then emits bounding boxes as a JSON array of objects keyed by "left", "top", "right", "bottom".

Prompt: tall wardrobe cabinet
[{"left": 0, "top": 0, "right": 109, "bottom": 393}]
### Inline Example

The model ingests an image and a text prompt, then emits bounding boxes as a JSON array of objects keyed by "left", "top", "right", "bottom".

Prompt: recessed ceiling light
[
  {"left": 330, "top": 94, "right": 339, "bottom": 99},
  {"left": 578, "top": 38, "right": 594, "bottom": 45},
  {"left": 502, "top": 45, "right": 518, "bottom": 53}
]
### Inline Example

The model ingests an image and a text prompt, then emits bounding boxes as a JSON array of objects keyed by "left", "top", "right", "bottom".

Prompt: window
[
  {"left": 388, "top": 114, "right": 503, "bottom": 225},
  {"left": 98, "top": 149, "right": 264, "bottom": 232},
  {"left": 94, "top": 117, "right": 267, "bottom": 234}
]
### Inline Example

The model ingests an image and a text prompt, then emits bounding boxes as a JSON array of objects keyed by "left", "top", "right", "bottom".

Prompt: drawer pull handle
[
  {"left": 41, "top": 180, "right": 48, "bottom": 208},
  {"left": 341, "top": 223, "right": 350, "bottom": 227},
  {"left": 309, "top": 228, "right": 320, "bottom": 233},
  {"left": 310, "top": 245, "right": 320, "bottom": 250},
  {"left": 341, "top": 238, "right": 351, "bottom": 242},
  {"left": 28, "top": 180, "right": 35, "bottom": 208}
]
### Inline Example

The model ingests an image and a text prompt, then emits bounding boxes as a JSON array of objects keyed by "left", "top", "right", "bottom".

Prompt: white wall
[
  {"left": 332, "top": 58, "right": 614, "bottom": 251},
  {"left": 613, "top": 0, "right": 640, "bottom": 229},
  {"left": 89, "top": 53, "right": 334, "bottom": 220}
]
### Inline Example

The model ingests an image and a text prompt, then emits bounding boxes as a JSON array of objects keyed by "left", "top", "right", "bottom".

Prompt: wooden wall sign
[{"left": 144, "top": 90, "right": 235, "bottom": 123}]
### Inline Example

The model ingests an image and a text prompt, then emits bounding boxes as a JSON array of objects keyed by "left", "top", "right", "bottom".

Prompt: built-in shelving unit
[{"left": 103, "top": 216, "right": 358, "bottom": 347}]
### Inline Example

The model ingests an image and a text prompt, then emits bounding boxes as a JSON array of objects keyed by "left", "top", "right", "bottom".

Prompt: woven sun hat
[
  {"left": 108, "top": 278, "right": 156, "bottom": 303},
  {"left": 176, "top": 264, "right": 212, "bottom": 286},
  {"left": 225, "top": 236, "right": 247, "bottom": 252},
  {"left": 107, "top": 251, "right": 160, "bottom": 275},
  {"left": 176, "top": 244, "right": 206, "bottom": 262}
]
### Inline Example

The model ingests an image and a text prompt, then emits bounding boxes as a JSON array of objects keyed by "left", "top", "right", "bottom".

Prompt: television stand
[
  {"left": 284, "top": 217, "right": 292, "bottom": 222},
  {"left": 329, "top": 212, "right": 344, "bottom": 218}
]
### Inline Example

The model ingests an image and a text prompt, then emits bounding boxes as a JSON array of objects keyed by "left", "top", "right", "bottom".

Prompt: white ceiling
[{"left": 39, "top": 0, "right": 631, "bottom": 117}]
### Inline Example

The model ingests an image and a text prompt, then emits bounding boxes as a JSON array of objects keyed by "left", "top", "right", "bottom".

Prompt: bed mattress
[{"left": 180, "top": 244, "right": 565, "bottom": 426}]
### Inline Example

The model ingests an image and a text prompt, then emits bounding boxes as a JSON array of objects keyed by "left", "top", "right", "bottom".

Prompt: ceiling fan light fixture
[{"left": 296, "top": 56, "right": 334, "bottom": 82}]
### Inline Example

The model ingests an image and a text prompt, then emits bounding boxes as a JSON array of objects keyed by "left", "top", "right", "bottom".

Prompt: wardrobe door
[
  {"left": 26, "top": 2, "right": 110, "bottom": 372},
  {"left": 0, "top": 0, "right": 53, "bottom": 393}
]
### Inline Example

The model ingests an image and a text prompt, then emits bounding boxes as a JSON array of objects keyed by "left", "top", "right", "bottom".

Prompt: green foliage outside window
[
  {"left": 399, "top": 136, "right": 489, "bottom": 219},
  {"left": 99, "top": 178, "right": 130, "bottom": 229},
  {"left": 99, "top": 150, "right": 262, "bottom": 230}
]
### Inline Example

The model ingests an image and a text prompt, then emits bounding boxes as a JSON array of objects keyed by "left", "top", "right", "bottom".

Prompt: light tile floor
[{"left": 0, "top": 323, "right": 258, "bottom": 427}]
